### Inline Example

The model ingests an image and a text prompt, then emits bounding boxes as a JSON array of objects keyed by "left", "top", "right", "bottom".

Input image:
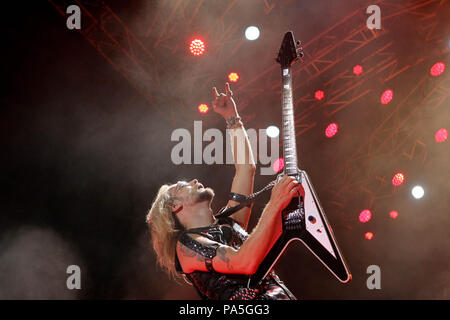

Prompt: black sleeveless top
[{"left": 175, "top": 217, "right": 294, "bottom": 300}]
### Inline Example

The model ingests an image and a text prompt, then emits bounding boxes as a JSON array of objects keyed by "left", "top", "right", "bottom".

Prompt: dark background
[{"left": 0, "top": 0, "right": 449, "bottom": 299}]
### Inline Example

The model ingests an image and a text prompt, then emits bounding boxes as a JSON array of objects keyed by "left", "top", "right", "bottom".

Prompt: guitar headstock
[{"left": 276, "top": 31, "right": 304, "bottom": 68}]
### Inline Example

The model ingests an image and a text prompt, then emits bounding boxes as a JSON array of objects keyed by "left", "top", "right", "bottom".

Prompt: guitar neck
[{"left": 281, "top": 67, "right": 298, "bottom": 176}]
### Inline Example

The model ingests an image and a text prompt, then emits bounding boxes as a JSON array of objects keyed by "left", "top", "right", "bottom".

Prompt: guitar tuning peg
[{"left": 296, "top": 40, "right": 302, "bottom": 45}]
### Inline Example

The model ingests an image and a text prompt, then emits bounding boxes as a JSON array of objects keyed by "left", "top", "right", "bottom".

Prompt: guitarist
[{"left": 147, "top": 83, "right": 304, "bottom": 300}]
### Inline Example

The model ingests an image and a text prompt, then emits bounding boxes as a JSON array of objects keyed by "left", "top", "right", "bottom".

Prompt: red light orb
[
  {"left": 273, "top": 158, "right": 284, "bottom": 172},
  {"left": 228, "top": 72, "right": 239, "bottom": 82},
  {"left": 315, "top": 90, "right": 325, "bottom": 101},
  {"left": 353, "top": 65, "right": 363, "bottom": 75},
  {"left": 381, "top": 89, "right": 393, "bottom": 104},
  {"left": 189, "top": 39, "right": 206, "bottom": 56},
  {"left": 325, "top": 123, "right": 338, "bottom": 138},
  {"left": 434, "top": 128, "right": 448, "bottom": 143},
  {"left": 365, "top": 232, "right": 374, "bottom": 240},
  {"left": 389, "top": 210, "right": 399, "bottom": 219},
  {"left": 392, "top": 172, "right": 405, "bottom": 186},
  {"left": 198, "top": 104, "right": 209, "bottom": 114},
  {"left": 359, "top": 209, "right": 372, "bottom": 223},
  {"left": 430, "top": 62, "right": 445, "bottom": 77}
]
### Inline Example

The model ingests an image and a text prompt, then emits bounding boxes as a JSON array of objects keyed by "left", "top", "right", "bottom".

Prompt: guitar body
[
  {"left": 249, "top": 31, "right": 351, "bottom": 287},
  {"left": 249, "top": 170, "right": 351, "bottom": 286}
]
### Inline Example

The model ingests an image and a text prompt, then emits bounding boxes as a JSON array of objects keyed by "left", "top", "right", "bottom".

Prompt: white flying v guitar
[{"left": 248, "top": 31, "right": 352, "bottom": 286}]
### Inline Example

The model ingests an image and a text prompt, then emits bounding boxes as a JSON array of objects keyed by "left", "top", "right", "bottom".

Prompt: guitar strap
[{"left": 215, "top": 179, "right": 278, "bottom": 219}]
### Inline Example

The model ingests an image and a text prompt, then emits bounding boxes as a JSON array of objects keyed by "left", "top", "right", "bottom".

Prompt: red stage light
[
  {"left": 434, "top": 128, "right": 448, "bottom": 143},
  {"left": 381, "top": 89, "right": 393, "bottom": 104},
  {"left": 189, "top": 39, "right": 206, "bottom": 56},
  {"left": 315, "top": 90, "right": 325, "bottom": 100},
  {"left": 273, "top": 158, "right": 284, "bottom": 172},
  {"left": 359, "top": 209, "right": 372, "bottom": 223},
  {"left": 353, "top": 65, "right": 363, "bottom": 75},
  {"left": 392, "top": 172, "right": 405, "bottom": 186},
  {"left": 365, "top": 232, "right": 374, "bottom": 240},
  {"left": 198, "top": 104, "right": 209, "bottom": 114},
  {"left": 228, "top": 72, "right": 239, "bottom": 82},
  {"left": 389, "top": 210, "right": 399, "bottom": 219},
  {"left": 430, "top": 62, "right": 445, "bottom": 77},
  {"left": 325, "top": 123, "right": 338, "bottom": 138}
]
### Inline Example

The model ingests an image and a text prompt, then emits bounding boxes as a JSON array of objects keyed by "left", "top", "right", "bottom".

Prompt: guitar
[{"left": 248, "top": 31, "right": 352, "bottom": 286}]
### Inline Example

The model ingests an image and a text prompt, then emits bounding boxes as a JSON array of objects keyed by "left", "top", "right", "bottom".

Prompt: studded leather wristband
[
  {"left": 226, "top": 115, "right": 243, "bottom": 129},
  {"left": 229, "top": 192, "right": 248, "bottom": 203}
]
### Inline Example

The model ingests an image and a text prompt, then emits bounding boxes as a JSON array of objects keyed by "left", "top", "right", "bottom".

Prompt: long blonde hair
[{"left": 146, "top": 184, "right": 183, "bottom": 280}]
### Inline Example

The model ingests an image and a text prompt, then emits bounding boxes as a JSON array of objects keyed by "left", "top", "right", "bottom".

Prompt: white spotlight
[
  {"left": 245, "top": 26, "right": 260, "bottom": 41},
  {"left": 266, "top": 125, "right": 279, "bottom": 138},
  {"left": 411, "top": 185, "right": 425, "bottom": 199}
]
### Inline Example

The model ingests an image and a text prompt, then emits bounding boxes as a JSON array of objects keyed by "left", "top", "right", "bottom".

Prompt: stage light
[
  {"left": 359, "top": 209, "right": 372, "bottom": 223},
  {"left": 245, "top": 26, "right": 260, "bottom": 40},
  {"left": 198, "top": 104, "right": 209, "bottom": 114},
  {"left": 353, "top": 65, "right": 363, "bottom": 75},
  {"left": 189, "top": 39, "right": 206, "bottom": 56},
  {"left": 315, "top": 90, "right": 325, "bottom": 100},
  {"left": 381, "top": 89, "right": 393, "bottom": 104},
  {"left": 411, "top": 185, "right": 424, "bottom": 199},
  {"left": 430, "top": 62, "right": 445, "bottom": 77},
  {"left": 392, "top": 172, "right": 405, "bottom": 186},
  {"left": 365, "top": 232, "right": 374, "bottom": 240},
  {"left": 325, "top": 123, "right": 338, "bottom": 138},
  {"left": 389, "top": 210, "right": 399, "bottom": 219},
  {"left": 434, "top": 128, "right": 448, "bottom": 143},
  {"left": 273, "top": 158, "right": 284, "bottom": 172},
  {"left": 266, "top": 125, "right": 280, "bottom": 138},
  {"left": 228, "top": 72, "right": 239, "bottom": 83}
]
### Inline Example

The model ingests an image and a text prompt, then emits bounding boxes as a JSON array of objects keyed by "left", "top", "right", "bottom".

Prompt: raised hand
[{"left": 212, "top": 82, "right": 238, "bottom": 120}]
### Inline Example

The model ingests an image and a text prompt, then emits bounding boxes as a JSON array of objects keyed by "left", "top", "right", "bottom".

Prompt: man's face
[{"left": 170, "top": 179, "right": 215, "bottom": 207}]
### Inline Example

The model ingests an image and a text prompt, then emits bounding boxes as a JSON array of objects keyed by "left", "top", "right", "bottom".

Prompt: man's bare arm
[
  {"left": 212, "top": 83, "right": 256, "bottom": 229},
  {"left": 226, "top": 124, "right": 256, "bottom": 229},
  {"left": 177, "top": 176, "right": 304, "bottom": 275},
  {"left": 177, "top": 200, "right": 281, "bottom": 275}
]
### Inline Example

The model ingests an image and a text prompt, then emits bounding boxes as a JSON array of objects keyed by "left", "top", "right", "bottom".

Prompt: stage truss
[{"left": 48, "top": 0, "right": 449, "bottom": 227}]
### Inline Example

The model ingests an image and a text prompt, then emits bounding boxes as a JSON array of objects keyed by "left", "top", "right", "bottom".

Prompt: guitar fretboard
[{"left": 281, "top": 67, "right": 298, "bottom": 176}]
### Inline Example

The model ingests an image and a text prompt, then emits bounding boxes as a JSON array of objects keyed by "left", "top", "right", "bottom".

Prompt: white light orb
[
  {"left": 411, "top": 185, "right": 425, "bottom": 199},
  {"left": 245, "top": 26, "right": 260, "bottom": 41},
  {"left": 266, "top": 125, "right": 279, "bottom": 138}
]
